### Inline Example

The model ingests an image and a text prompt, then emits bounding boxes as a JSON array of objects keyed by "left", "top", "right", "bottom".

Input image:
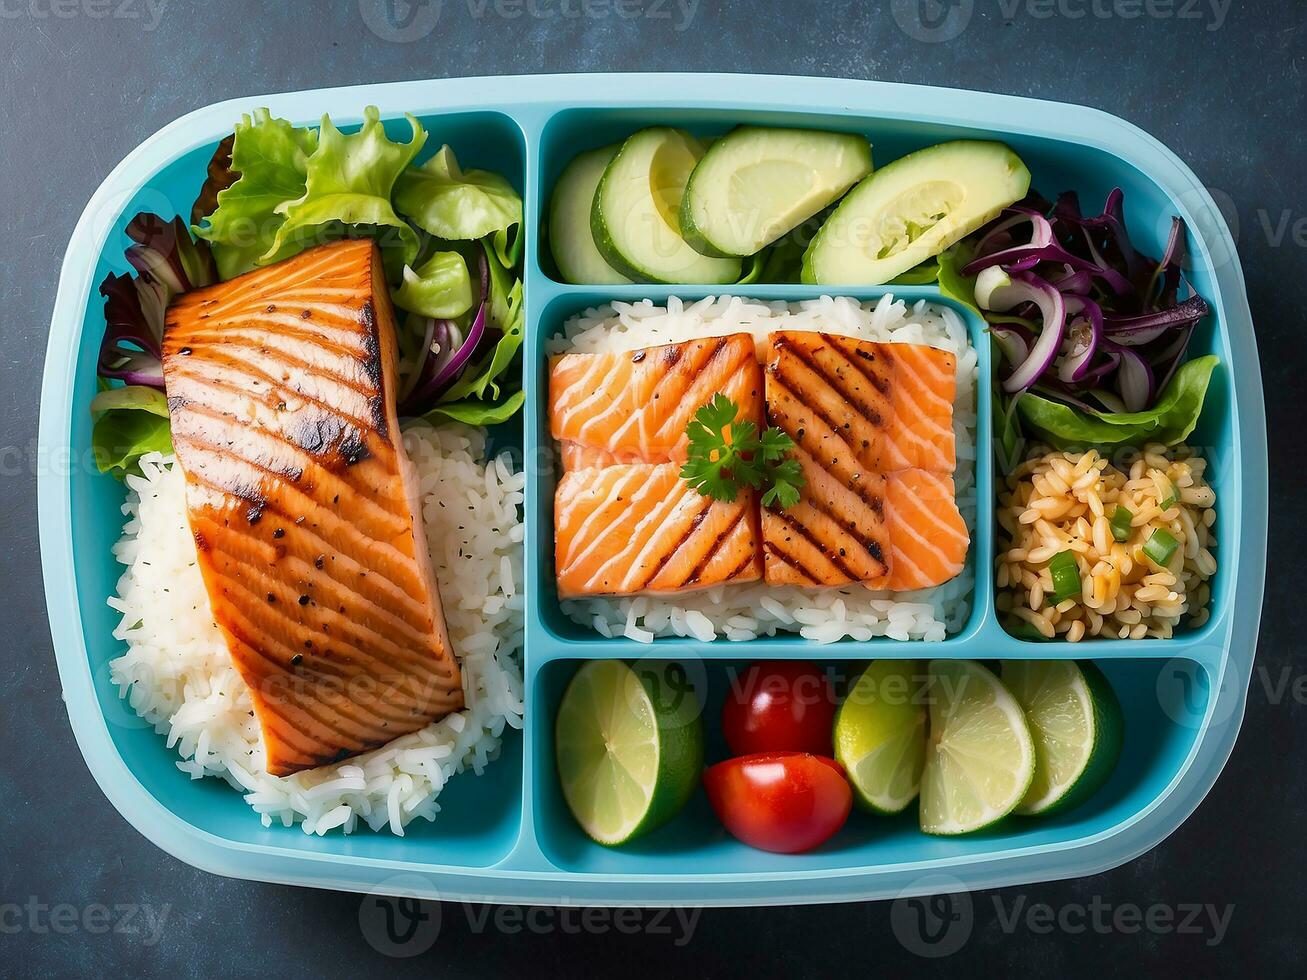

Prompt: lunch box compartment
[
  {"left": 526, "top": 286, "right": 989, "bottom": 648},
  {"left": 528, "top": 656, "right": 1212, "bottom": 876},
  {"left": 41, "top": 75, "right": 1264, "bottom": 904}
]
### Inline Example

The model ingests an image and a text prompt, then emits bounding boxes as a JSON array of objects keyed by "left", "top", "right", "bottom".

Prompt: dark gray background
[{"left": 3, "top": 0, "right": 1302, "bottom": 975}]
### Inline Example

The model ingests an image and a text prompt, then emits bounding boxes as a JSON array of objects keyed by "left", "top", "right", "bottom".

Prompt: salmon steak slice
[
  {"left": 762, "top": 330, "right": 966, "bottom": 588},
  {"left": 886, "top": 469, "right": 969, "bottom": 591},
  {"left": 764, "top": 330, "right": 956, "bottom": 476},
  {"left": 549, "top": 334, "right": 763, "bottom": 468},
  {"left": 162, "top": 239, "right": 463, "bottom": 777},
  {"left": 555, "top": 462, "right": 762, "bottom": 597}
]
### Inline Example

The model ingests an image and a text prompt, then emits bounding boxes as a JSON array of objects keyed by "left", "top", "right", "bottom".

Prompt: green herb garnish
[{"left": 680, "top": 393, "right": 805, "bottom": 509}]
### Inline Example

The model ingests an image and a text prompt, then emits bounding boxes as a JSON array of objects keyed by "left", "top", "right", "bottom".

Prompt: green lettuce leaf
[
  {"left": 393, "top": 250, "right": 475, "bottom": 319},
  {"left": 395, "top": 145, "right": 522, "bottom": 243},
  {"left": 936, "top": 242, "right": 979, "bottom": 313},
  {"left": 265, "top": 107, "right": 427, "bottom": 274},
  {"left": 437, "top": 241, "right": 524, "bottom": 406},
  {"left": 193, "top": 109, "right": 317, "bottom": 279},
  {"left": 423, "top": 389, "right": 525, "bottom": 427},
  {"left": 90, "top": 385, "right": 173, "bottom": 479},
  {"left": 888, "top": 259, "right": 941, "bottom": 286},
  {"left": 1018, "top": 355, "right": 1220, "bottom": 449}
]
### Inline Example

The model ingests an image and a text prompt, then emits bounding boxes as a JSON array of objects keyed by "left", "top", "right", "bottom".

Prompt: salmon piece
[
  {"left": 881, "top": 342, "right": 957, "bottom": 473},
  {"left": 764, "top": 331, "right": 955, "bottom": 476},
  {"left": 763, "top": 331, "right": 964, "bottom": 588},
  {"left": 760, "top": 448, "right": 891, "bottom": 587},
  {"left": 555, "top": 462, "right": 761, "bottom": 597},
  {"left": 550, "top": 334, "right": 763, "bottom": 468},
  {"left": 162, "top": 239, "right": 462, "bottom": 777},
  {"left": 885, "top": 469, "right": 969, "bottom": 591}
]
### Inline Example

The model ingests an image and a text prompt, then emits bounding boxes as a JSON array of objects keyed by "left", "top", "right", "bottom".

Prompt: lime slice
[
  {"left": 919, "top": 659, "right": 1035, "bottom": 835},
  {"left": 554, "top": 660, "right": 703, "bottom": 846},
  {"left": 1002, "top": 660, "right": 1124, "bottom": 816},
  {"left": 833, "top": 660, "right": 927, "bottom": 814}
]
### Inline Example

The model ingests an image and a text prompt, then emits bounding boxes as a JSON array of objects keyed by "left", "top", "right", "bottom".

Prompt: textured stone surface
[{"left": 2, "top": 0, "right": 1303, "bottom": 974}]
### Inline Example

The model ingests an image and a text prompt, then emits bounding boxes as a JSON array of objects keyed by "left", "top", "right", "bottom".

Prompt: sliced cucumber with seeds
[
  {"left": 1002, "top": 660, "right": 1124, "bottom": 816},
  {"left": 803, "top": 140, "right": 1031, "bottom": 286},
  {"left": 591, "top": 127, "right": 742, "bottom": 284},
  {"left": 548, "top": 144, "right": 631, "bottom": 285},
  {"left": 679, "top": 126, "right": 873, "bottom": 258}
]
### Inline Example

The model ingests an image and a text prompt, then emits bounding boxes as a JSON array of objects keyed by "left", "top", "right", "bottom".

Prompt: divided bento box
[{"left": 39, "top": 73, "right": 1267, "bottom": 906}]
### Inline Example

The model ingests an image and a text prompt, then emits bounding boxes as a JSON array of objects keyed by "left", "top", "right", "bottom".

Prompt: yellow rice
[{"left": 996, "top": 445, "right": 1217, "bottom": 641}]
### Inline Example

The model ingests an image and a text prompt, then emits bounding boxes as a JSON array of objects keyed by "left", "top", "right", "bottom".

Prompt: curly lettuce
[
  {"left": 193, "top": 109, "right": 317, "bottom": 279},
  {"left": 194, "top": 107, "right": 426, "bottom": 279},
  {"left": 395, "top": 145, "right": 522, "bottom": 245}
]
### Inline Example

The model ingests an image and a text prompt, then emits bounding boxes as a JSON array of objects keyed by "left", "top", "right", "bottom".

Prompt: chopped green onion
[
  {"left": 1047, "top": 550, "right": 1082, "bottom": 604},
  {"left": 1143, "top": 528, "right": 1180, "bottom": 567},
  {"left": 1157, "top": 476, "right": 1178, "bottom": 510},
  {"left": 1109, "top": 506, "right": 1134, "bottom": 543}
]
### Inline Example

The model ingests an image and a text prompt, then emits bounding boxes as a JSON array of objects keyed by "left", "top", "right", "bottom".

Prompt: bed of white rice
[
  {"left": 547, "top": 294, "right": 978, "bottom": 644},
  {"left": 107, "top": 422, "right": 525, "bottom": 836}
]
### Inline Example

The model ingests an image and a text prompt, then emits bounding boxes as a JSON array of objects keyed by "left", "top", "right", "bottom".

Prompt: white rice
[
  {"left": 548, "top": 294, "right": 978, "bottom": 644},
  {"left": 106, "top": 422, "right": 525, "bottom": 835}
]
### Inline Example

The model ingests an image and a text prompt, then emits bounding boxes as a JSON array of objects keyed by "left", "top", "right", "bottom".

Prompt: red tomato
[
  {"left": 703, "top": 752, "right": 852, "bottom": 854},
  {"left": 721, "top": 661, "right": 837, "bottom": 756}
]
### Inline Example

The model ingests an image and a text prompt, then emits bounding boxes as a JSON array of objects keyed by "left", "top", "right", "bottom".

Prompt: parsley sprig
[{"left": 679, "top": 394, "right": 806, "bottom": 510}]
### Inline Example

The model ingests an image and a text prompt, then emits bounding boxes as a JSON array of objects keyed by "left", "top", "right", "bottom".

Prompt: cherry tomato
[
  {"left": 703, "top": 752, "right": 852, "bottom": 854},
  {"left": 721, "top": 661, "right": 837, "bottom": 756}
]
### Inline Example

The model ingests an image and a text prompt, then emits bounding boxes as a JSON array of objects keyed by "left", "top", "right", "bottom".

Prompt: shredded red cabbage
[
  {"left": 98, "top": 214, "right": 216, "bottom": 390},
  {"left": 971, "top": 189, "right": 1210, "bottom": 414}
]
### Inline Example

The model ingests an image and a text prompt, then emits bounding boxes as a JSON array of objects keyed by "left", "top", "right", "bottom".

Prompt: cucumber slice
[
  {"left": 803, "top": 140, "right": 1031, "bottom": 286},
  {"left": 591, "top": 127, "right": 742, "bottom": 284},
  {"left": 679, "top": 126, "right": 873, "bottom": 258},
  {"left": 548, "top": 144, "right": 631, "bottom": 285}
]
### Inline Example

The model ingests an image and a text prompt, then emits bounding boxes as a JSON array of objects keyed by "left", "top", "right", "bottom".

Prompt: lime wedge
[
  {"left": 554, "top": 660, "right": 703, "bottom": 846},
  {"left": 834, "top": 660, "right": 927, "bottom": 814},
  {"left": 920, "top": 659, "right": 1035, "bottom": 835},
  {"left": 1002, "top": 660, "right": 1124, "bottom": 816}
]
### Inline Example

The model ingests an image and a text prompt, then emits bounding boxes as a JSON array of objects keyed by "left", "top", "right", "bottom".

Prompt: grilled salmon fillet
[
  {"left": 550, "top": 334, "right": 763, "bottom": 468},
  {"left": 762, "top": 330, "right": 966, "bottom": 588},
  {"left": 764, "top": 330, "right": 956, "bottom": 476},
  {"left": 885, "top": 468, "right": 969, "bottom": 591},
  {"left": 162, "top": 239, "right": 463, "bottom": 776},
  {"left": 555, "top": 462, "right": 762, "bottom": 597}
]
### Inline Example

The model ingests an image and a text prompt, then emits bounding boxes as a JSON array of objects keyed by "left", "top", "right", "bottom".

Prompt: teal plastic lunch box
[{"left": 38, "top": 74, "right": 1267, "bottom": 906}]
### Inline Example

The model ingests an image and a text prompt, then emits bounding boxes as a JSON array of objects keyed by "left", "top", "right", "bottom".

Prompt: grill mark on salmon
[
  {"left": 684, "top": 508, "right": 748, "bottom": 586},
  {"left": 550, "top": 334, "right": 762, "bottom": 469},
  {"left": 555, "top": 462, "right": 761, "bottom": 596},
  {"left": 163, "top": 239, "right": 462, "bottom": 776},
  {"left": 762, "top": 330, "right": 962, "bottom": 588}
]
